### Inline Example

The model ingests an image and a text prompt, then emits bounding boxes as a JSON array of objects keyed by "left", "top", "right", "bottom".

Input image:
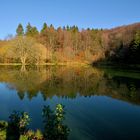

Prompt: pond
[{"left": 0, "top": 66, "right": 140, "bottom": 140}]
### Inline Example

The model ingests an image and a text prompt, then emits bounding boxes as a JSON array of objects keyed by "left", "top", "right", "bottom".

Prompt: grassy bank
[{"left": 93, "top": 61, "right": 140, "bottom": 70}]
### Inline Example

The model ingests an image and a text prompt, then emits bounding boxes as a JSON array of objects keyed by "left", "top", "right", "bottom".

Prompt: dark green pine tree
[
  {"left": 25, "top": 23, "right": 39, "bottom": 37},
  {"left": 66, "top": 25, "right": 70, "bottom": 31},
  {"left": 16, "top": 23, "right": 24, "bottom": 36},
  {"left": 41, "top": 23, "right": 48, "bottom": 33},
  {"left": 25, "top": 23, "right": 32, "bottom": 36}
]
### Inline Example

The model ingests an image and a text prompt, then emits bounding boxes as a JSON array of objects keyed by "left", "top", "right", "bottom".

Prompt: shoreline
[
  {"left": 0, "top": 62, "right": 140, "bottom": 70},
  {"left": 0, "top": 62, "right": 91, "bottom": 66}
]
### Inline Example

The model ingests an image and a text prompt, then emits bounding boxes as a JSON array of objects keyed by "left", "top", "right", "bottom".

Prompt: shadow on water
[{"left": 0, "top": 65, "right": 139, "bottom": 104}]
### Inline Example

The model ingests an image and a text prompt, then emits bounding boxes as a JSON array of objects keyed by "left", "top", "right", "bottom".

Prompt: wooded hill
[
  {"left": 0, "top": 22, "right": 140, "bottom": 65},
  {"left": 103, "top": 22, "right": 140, "bottom": 64}
]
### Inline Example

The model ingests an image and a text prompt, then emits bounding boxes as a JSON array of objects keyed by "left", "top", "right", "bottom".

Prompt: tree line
[{"left": 0, "top": 22, "right": 140, "bottom": 65}]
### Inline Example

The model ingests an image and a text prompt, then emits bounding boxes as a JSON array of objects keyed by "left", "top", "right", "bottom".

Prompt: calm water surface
[{"left": 0, "top": 66, "right": 140, "bottom": 140}]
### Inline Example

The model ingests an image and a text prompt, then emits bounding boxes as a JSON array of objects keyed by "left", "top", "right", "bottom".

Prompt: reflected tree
[{"left": 0, "top": 66, "right": 140, "bottom": 104}]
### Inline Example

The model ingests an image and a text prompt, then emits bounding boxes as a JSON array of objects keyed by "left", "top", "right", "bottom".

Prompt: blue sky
[{"left": 0, "top": 0, "right": 139, "bottom": 39}]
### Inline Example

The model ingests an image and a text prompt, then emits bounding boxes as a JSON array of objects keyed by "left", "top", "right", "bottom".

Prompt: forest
[{"left": 0, "top": 22, "right": 140, "bottom": 65}]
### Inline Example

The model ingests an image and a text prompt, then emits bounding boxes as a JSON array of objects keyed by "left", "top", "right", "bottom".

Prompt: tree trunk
[{"left": 20, "top": 57, "right": 26, "bottom": 65}]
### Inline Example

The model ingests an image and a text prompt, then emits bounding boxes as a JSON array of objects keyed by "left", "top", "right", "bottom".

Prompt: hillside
[
  {"left": 101, "top": 22, "right": 140, "bottom": 65},
  {"left": 0, "top": 22, "right": 140, "bottom": 65}
]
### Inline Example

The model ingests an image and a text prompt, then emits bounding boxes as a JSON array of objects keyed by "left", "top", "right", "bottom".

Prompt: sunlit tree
[{"left": 11, "top": 36, "right": 36, "bottom": 65}]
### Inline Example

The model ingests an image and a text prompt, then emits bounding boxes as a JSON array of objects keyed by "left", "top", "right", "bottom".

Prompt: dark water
[{"left": 0, "top": 66, "right": 140, "bottom": 140}]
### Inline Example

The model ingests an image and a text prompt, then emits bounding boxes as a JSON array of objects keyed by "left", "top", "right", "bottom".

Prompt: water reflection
[
  {"left": 0, "top": 66, "right": 139, "bottom": 104},
  {"left": 0, "top": 66, "right": 140, "bottom": 140}
]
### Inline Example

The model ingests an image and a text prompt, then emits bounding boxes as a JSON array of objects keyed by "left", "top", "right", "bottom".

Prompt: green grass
[{"left": 0, "top": 63, "right": 22, "bottom": 66}]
